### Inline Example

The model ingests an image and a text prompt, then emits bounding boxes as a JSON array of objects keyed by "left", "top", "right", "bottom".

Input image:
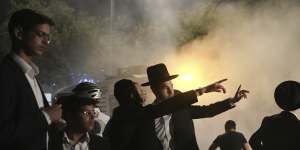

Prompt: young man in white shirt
[{"left": 0, "top": 9, "right": 62, "bottom": 150}]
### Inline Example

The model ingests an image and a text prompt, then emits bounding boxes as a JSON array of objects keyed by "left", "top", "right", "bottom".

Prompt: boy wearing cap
[{"left": 49, "top": 82, "right": 109, "bottom": 150}]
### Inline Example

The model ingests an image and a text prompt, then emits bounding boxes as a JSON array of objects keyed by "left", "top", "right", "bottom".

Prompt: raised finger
[
  {"left": 206, "top": 79, "right": 228, "bottom": 88},
  {"left": 221, "top": 86, "right": 226, "bottom": 93},
  {"left": 235, "top": 85, "right": 242, "bottom": 97},
  {"left": 215, "top": 78, "right": 228, "bottom": 84},
  {"left": 241, "top": 90, "right": 250, "bottom": 93}
]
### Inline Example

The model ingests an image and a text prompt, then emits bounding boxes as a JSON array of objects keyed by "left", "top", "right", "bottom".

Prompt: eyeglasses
[
  {"left": 31, "top": 30, "right": 51, "bottom": 44},
  {"left": 80, "top": 110, "right": 99, "bottom": 118}
]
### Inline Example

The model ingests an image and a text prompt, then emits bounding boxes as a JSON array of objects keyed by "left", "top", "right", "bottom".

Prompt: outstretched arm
[
  {"left": 142, "top": 90, "right": 198, "bottom": 119},
  {"left": 194, "top": 79, "right": 228, "bottom": 96},
  {"left": 191, "top": 85, "right": 249, "bottom": 119},
  {"left": 190, "top": 98, "right": 235, "bottom": 118}
]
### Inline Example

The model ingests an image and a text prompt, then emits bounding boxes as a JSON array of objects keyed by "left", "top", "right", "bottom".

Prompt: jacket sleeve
[
  {"left": 140, "top": 90, "right": 198, "bottom": 119},
  {"left": 0, "top": 68, "right": 18, "bottom": 144},
  {"left": 189, "top": 98, "right": 235, "bottom": 119}
]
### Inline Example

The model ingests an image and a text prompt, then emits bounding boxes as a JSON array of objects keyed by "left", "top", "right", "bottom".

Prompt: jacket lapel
[{"left": 7, "top": 55, "right": 48, "bottom": 108}]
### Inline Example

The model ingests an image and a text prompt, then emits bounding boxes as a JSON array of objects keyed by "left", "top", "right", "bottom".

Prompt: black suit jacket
[
  {"left": 142, "top": 90, "right": 234, "bottom": 150},
  {"left": 127, "top": 104, "right": 234, "bottom": 150},
  {"left": 249, "top": 111, "right": 300, "bottom": 150},
  {"left": 103, "top": 90, "right": 198, "bottom": 150},
  {"left": 169, "top": 100, "right": 234, "bottom": 150},
  {"left": 0, "top": 55, "right": 49, "bottom": 150}
]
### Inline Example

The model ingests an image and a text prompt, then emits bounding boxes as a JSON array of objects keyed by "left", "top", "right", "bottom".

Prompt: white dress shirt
[
  {"left": 12, "top": 53, "right": 51, "bottom": 149},
  {"left": 154, "top": 98, "right": 173, "bottom": 150},
  {"left": 155, "top": 114, "right": 172, "bottom": 150},
  {"left": 62, "top": 132, "right": 90, "bottom": 150}
]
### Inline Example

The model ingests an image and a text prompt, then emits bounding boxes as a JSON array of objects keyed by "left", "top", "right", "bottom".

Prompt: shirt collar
[
  {"left": 11, "top": 53, "right": 39, "bottom": 78},
  {"left": 62, "top": 132, "right": 91, "bottom": 145}
]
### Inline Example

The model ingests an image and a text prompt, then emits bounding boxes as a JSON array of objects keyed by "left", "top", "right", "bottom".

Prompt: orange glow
[
  {"left": 170, "top": 59, "right": 207, "bottom": 92},
  {"left": 182, "top": 74, "right": 193, "bottom": 81}
]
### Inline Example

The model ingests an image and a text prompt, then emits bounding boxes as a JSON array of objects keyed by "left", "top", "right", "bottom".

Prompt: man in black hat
[
  {"left": 104, "top": 78, "right": 238, "bottom": 150},
  {"left": 104, "top": 79, "right": 198, "bottom": 150},
  {"left": 49, "top": 82, "right": 109, "bottom": 150},
  {"left": 249, "top": 80, "right": 300, "bottom": 150},
  {"left": 141, "top": 63, "right": 249, "bottom": 150}
]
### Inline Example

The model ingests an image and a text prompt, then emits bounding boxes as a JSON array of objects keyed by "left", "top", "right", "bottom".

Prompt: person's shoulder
[
  {"left": 262, "top": 111, "right": 294, "bottom": 123},
  {"left": 213, "top": 134, "right": 223, "bottom": 144},
  {"left": 234, "top": 131, "right": 246, "bottom": 137},
  {"left": 0, "top": 55, "right": 21, "bottom": 75},
  {"left": 217, "top": 133, "right": 227, "bottom": 139},
  {"left": 232, "top": 131, "right": 243, "bottom": 135},
  {"left": 90, "top": 134, "right": 110, "bottom": 149},
  {"left": 0, "top": 55, "right": 13, "bottom": 69},
  {"left": 90, "top": 134, "right": 105, "bottom": 141},
  {"left": 112, "top": 106, "right": 139, "bottom": 120},
  {"left": 261, "top": 113, "right": 282, "bottom": 123},
  {"left": 0, "top": 55, "right": 19, "bottom": 83},
  {"left": 112, "top": 106, "right": 129, "bottom": 118}
]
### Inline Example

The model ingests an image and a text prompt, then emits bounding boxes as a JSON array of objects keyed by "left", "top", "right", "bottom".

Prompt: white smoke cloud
[
  {"left": 163, "top": 1, "right": 300, "bottom": 149},
  {"left": 87, "top": 1, "right": 300, "bottom": 148}
]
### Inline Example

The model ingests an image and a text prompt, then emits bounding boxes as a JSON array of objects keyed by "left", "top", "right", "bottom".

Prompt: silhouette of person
[
  {"left": 209, "top": 120, "right": 251, "bottom": 150},
  {"left": 249, "top": 80, "right": 300, "bottom": 150}
]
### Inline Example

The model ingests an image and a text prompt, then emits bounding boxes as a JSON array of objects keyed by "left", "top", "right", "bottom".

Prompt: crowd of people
[{"left": 0, "top": 9, "right": 300, "bottom": 150}]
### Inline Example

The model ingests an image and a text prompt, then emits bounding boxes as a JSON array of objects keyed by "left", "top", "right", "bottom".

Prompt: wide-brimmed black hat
[
  {"left": 141, "top": 63, "right": 179, "bottom": 86},
  {"left": 274, "top": 80, "right": 300, "bottom": 111}
]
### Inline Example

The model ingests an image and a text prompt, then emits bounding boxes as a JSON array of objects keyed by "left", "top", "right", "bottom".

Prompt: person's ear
[{"left": 14, "top": 26, "right": 24, "bottom": 41}]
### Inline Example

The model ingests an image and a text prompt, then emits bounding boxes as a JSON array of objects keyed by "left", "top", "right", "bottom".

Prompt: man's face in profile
[{"left": 152, "top": 80, "right": 175, "bottom": 101}]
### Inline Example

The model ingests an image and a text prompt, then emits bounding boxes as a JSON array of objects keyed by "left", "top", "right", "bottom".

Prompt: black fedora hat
[
  {"left": 274, "top": 80, "right": 300, "bottom": 111},
  {"left": 141, "top": 63, "right": 179, "bottom": 86}
]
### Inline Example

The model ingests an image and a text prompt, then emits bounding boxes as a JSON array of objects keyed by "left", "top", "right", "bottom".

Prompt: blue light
[{"left": 73, "top": 73, "right": 96, "bottom": 84}]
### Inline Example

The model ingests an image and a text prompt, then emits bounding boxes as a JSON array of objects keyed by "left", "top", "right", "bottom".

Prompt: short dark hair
[
  {"left": 8, "top": 9, "right": 55, "bottom": 45},
  {"left": 225, "top": 120, "right": 236, "bottom": 131},
  {"left": 114, "top": 79, "right": 142, "bottom": 106},
  {"left": 114, "top": 79, "right": 135, "bottom": 105}
]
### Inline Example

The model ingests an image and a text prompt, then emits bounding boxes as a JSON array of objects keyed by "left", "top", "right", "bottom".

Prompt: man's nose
[
  {"left": 167, "top": 88, "right": 173, "bottom": 95},
  {"left": 42, "top": 38, "right": 49, "bottom": 45}
]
